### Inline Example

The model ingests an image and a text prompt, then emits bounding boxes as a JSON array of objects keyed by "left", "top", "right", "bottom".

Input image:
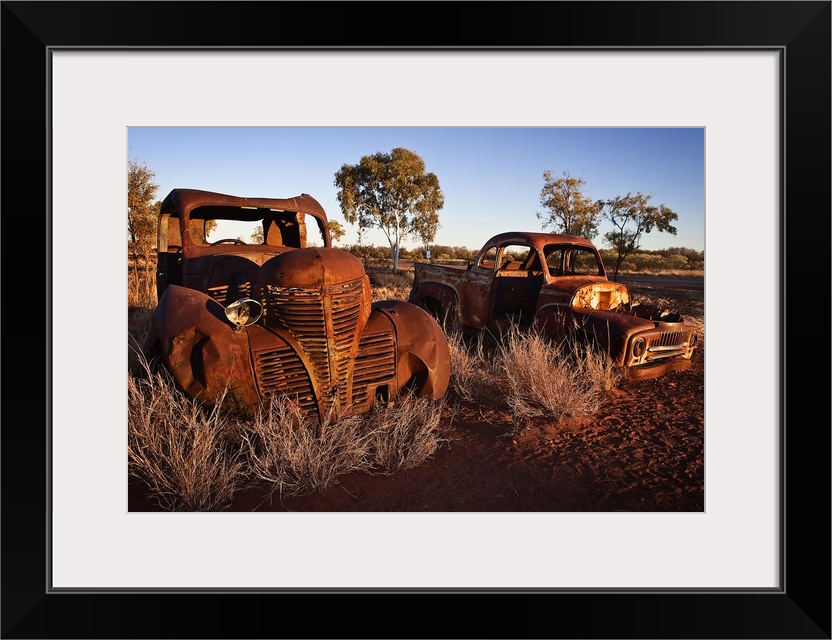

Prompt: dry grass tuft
[
  {"left": 447, "top": 330, "right": 499, "bottom": 405},
  {"left": 242, "top": 392, "right": 450, "bottom": 499},
  {"left": 128, "top": 307, "right": 156, "bottom": 372},
  {"left": 363, "top": 395, "right": 450, "bottom": 475},
  {"left": 496, "top": 326, "right": 619, "bottom": 423},
  {"left": 367, "top": 268, "right": 413, "bottom": 302},
  {"left": 446, "top": 323, "right": 620, "bottom": 431},
  {"left": 128, "top": 265, "right": 157, "bottom": 308},
  {"left": 570, "top": 339, "right": 625, "bottom": 393},
  {"left": 128, "top": 353, "right": 247, "bottom": 511},
  {"left": 242, "top": 397, "right": 373, "bottom": 498}
]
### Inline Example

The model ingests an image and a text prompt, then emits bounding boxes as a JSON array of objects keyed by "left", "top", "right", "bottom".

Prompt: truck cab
[
  {"left": 146, "top": 188, "right": 450, "bottom": 421},
  {"left": 409, "top": 231, "right": 696, "bottom": 381}
]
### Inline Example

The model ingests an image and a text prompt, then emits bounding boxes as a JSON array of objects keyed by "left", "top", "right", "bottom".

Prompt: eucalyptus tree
[
  {"left": 411, "top": 207, "right": 440, "bottom": 260},
  {"left": 327, "top": 219, "right": 346, "bottom": 245},
  {"left": 536, "top": 170, "right": 601, "bottom": 239},
  {"left": 127, "top": 159, "right": 159, "bottom": 283},
  {"left": 599, "top": 192, "right": 679, "bottom": 280},
  {"left": 334, "top": 147, "right": 444, "bottom": 272}
]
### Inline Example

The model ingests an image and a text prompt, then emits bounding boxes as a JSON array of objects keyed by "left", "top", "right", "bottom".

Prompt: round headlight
[
  {"left": 632, "top": 338, "right": 646, "bottom": 358},
  {"left": 690, "top": 332, "right": 698, "bottom": 348},
  {"left": 225, "top": 298, "right": 263, "bottom": 327}
]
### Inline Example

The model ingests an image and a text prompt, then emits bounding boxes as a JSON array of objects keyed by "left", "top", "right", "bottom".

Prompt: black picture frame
[{"left": 2, "top": 2, "right": 829, "bottom": 638}]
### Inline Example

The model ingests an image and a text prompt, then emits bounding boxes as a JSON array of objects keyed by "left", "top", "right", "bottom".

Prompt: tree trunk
[{"left": 391, "top": 239, "right": 399, "bottom": 273}]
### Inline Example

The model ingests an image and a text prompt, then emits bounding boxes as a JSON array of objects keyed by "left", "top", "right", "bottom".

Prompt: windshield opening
[{"left": 543, "top": 244, "right": 604, "bottom": 277}]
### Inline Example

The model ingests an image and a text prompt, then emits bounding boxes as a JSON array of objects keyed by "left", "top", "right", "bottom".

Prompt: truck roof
[
  {"left": 483, "top": 231, "right": 598, "bottom": 250},
  {"left": 160, "top": 188, "right": 328, "bottom": 220}
]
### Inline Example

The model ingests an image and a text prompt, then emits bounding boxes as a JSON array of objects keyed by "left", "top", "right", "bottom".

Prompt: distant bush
[
  {"left": 598, "top": 247, "right": 704, "bottom": 274},
  {"left": 346, "top": 244, "right": 703, "bottom": 274},
  {"left": 366, "top": 268, "right": 413, "bottom": 301},
  {"left": 128, "top": 252, "right": 157, "bottom": 308}
]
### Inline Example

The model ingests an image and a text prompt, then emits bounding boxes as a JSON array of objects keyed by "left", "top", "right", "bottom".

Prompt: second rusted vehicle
[
  {"left": 409, "top": 231, "right": 698, "bottom": 381},
  {"left": 143, "top": 188, "right": 450, "bottom": 420}
]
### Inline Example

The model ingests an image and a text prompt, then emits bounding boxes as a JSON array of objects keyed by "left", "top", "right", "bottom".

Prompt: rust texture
[
  {"left": 409, "top": 231, "right": 698, "bottom": 381},
  {"left": 144, "top": 188, "right": 450, "bottom": 420}
]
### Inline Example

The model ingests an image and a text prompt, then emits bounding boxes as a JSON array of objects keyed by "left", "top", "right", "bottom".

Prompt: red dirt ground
[{"left": 129, "top": 281, "right": 704, "bottom": 513}]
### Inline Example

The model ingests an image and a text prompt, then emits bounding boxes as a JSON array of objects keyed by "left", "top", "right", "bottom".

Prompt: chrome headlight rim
[
  {"left": 225, "top": 297, "right": 263, "bottom": 327},
  {"left": 632, "top": 337, "right": 647, "bottom": 359}
]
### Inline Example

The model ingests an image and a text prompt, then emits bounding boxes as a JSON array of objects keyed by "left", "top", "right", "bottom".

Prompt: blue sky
[{"left": 128, "top": 127, "right": 704, "bottom": 253}]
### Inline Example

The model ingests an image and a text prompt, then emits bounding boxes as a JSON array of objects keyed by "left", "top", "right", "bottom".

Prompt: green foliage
[
  {"left": 341, "top": 243, "right": 388, "bottom": 261},
  {"left": 537, "top": 170, "right": 602, "bottom": 238},
  {"left": 128, "top": 159, "right": 159, "bottom": 255},
  {"left": 411, "top": 206, "right": 441, "bottom": 256},
  {"left": 128, "top": 159, "right": 160, "bottom": 302},
  {"left": 327, "top": 219, "right": 346, "bottom": 244},
  {"left": 600, "top": 192, "right": 679, "bottom": 280},
  {"left": 660, "top": 247, "right": 704, "bottom": 269},
  {"left": 342, "top": 243, "right": 701, "bottom": 274},
  {"left": 662, "top": 254, "right": 690, "bottom": 270},
  {"left": 598, "top": 247, "right": 703, "bottom": 273},
  {"left": 334, "top": 147, "right": 444, "bottom": 272}
]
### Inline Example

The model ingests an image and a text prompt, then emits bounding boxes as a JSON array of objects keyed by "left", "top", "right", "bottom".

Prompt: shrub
[
  {"left": 446, "top": 323, "right": 620, "bottom": 431},
  {"left": 446, "top": 329, "right": 500, "bottom": 405},
  {"left": 242, "top": 397, "right": 373, "bottom": 498},
  {"left": 128, "top": 255, "right": 157, "bottom": 308},
  {"left": 128, "top": 354, "right": 247, "bottom": 511},
  {"left": 496, "top": 326, "right": 615, "bottom": 423},
  {"left": 242, "top": 392, "right": 450, "bottom": 498},
  {"left": 367, "top": 268, "right": 413, "bottom": 301},
  {"left": 363, "top": 395, "right": 450, "bottom": 474}
]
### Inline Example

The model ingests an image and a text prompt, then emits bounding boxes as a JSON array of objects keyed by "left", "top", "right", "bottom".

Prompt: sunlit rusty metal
[
  {"left": 409, "top": 231, "right": 697, "bottom": 381},
  {"left": 144, "top": 188, "right": 450, "bottom": 420}
]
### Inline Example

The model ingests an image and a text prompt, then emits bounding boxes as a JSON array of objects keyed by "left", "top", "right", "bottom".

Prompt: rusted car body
[
  {"left": 408, "top": 231, "right": 698, "bottom": 381},
  {"left": 144, "top": 188, "right": 450, "bottom": 420}
]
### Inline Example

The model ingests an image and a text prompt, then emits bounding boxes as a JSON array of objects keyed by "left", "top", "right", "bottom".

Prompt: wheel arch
[
  {"left": 410, "top": 282, "right": 460, "bottom": 329},
  {"left": 372, "top": 300, "right": 451, "bottom": 400}
]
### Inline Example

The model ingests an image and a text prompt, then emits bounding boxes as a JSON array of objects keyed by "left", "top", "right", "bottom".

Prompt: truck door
[
  {"left": 492, "top": 244, "right": 541, "bottom": 325},
  {"left": 155, "top": 213, "right": 184, "bottom": 299},
  {"left": 459, "top": 245, "right": 500, "bottom": 328}
]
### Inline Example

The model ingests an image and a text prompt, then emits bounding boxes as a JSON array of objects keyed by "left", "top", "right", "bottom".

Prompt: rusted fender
[
  {"left": 407, "top": 281, "right": 459, "bottom": 328},
  {"left": 536, "top": 305, "right": 656, "bottom": 365},
  {"left": 144, "top": 284, "right": 260, "bottom": 413},
  {"left": 373, "top": 300, "right": 451, "bottom": 400}
]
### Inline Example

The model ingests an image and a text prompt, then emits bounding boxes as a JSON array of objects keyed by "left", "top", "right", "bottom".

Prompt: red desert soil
[{"left": 129, "top": 280, "right": 704, "bottom": 513}]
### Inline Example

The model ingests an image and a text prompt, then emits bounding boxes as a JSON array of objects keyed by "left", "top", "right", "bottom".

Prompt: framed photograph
[{"left": 3, "top": 1, "right": 829, "bottom": 638}]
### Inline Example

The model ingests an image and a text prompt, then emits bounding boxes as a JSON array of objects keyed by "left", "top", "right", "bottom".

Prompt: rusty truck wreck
[
  {"left": 408, "top": 231, "right": 698, "bottom": 381},
  {"left": 143, "top": 188, "right": 450, "bottom": 420}
]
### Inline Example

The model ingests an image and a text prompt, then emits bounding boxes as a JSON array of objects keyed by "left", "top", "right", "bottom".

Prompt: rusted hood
[
  {"left": 543, "top": 275, "right": 614, "bottom": 296},
  {"left": 259, "top": 247, "right": 365, "bottom": 288}
]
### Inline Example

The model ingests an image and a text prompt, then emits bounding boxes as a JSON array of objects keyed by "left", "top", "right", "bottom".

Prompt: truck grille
[
  {"left": 351, "top": 331, "right": 396, "bottom": 407},
  {"left": 645, "top": 329, "right": 691, "bottom": 361},
  {"left": 262, "top": 278, "right": 364, "bottom": 383},
  {"left": 650, "top": 330, "right": 686, "bottom": 348},
  {"left": 207, "top": 282, "right": 252, "bottom": 305},
  {"left": 257, "top": 277, "right": 394, "bottom": 416},
  {"left": 252, "top": 343, "right": 317, "bottom": 412}
]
